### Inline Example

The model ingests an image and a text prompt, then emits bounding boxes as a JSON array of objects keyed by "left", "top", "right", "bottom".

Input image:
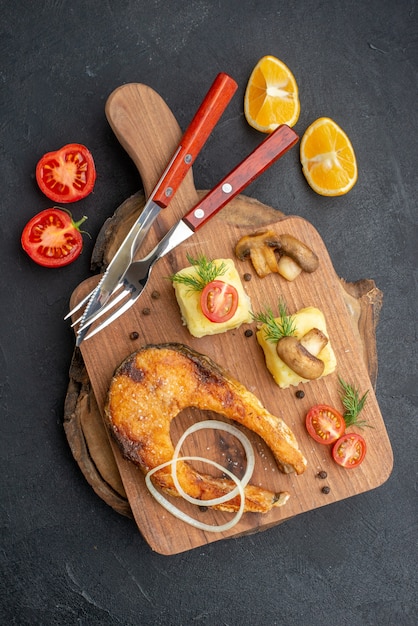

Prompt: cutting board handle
[{"left": 105, "top": 83, "right": 200, "bottom": 214}]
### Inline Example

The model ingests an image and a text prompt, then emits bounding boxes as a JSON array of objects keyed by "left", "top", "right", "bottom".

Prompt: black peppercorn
[
  {"left": 321, "top": 486, "right": 331, "bottom": 494},
  {"left": 244, "top": 329, "right": 253, "bottom": 337},
  {"left": 318, "top": 470, "right": 327, "bottom": 479},
  {"left": 142, "top": 307, "right": 151, "bottom": 316},
  {"left": 295, "top": 390, "right": 305, "bottom": 399},
  {"left": 129, "top": 331, "right": 139, "bottom": 340},
  {"left": 151, "top": 290, "right": 160, "bottom": 299},
  {"left": 243, "top": 273, "right": 252, "bottom": 281}
]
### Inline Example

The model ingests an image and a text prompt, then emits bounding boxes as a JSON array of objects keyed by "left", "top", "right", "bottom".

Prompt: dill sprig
[
  {"left": 252, "top": 299, "right": 297, "bottom": 342},
  {"left": 338, "top": 376, "right": 370, "bottom": 428},
  {"left": 170, "top": 253, "right": 227, "bottom": 292}
]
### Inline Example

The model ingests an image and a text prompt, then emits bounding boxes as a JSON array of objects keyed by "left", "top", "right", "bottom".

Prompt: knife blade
[
  {"left": 142, "top": 124, "right": 300, "bottom": 260},
  {"left": 70, "top": 72, "right": 237, "bottom": 339},
  {"left": 77, "top": 124, "right": 299, "bottom": 341}
]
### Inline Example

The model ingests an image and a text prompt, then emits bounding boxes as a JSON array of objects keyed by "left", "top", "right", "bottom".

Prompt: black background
[{"left": 1, "top": 1, "right": 417, "bottom": 624}]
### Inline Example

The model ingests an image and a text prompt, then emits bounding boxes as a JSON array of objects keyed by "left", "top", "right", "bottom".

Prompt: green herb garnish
[
  {"left": 338, "top": 376, "right": 370, "bottom": 428},
  {"left": 252, "top": 299, "right": 296, "bottom": 342},
  {"left": 170, "top": 254, "right": 227, "bottom": 292}
]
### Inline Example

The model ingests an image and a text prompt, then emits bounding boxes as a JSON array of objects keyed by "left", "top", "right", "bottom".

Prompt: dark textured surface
[{"left": 1, "top": 1, "right": 417, "bottom": 624}]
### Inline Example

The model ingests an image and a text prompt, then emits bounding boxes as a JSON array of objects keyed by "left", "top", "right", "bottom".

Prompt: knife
[
  {"left": 68, "top": 73, "right": 237, "bottom": 339},
  {"left": 77, "top": 124, "right": 299, "bottom": 341}
]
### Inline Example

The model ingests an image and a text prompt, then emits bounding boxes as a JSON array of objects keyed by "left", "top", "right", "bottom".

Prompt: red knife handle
[
  {"left": 152, "top": 73, "right": 238, "bottom": 207},
  {"left": 182, "top": 125, "right": 299, "bottom": 231}
]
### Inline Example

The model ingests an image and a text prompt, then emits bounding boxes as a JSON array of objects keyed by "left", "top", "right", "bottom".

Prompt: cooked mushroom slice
[
  {"left": 276, "top": 327, "right": 328, "bottom": 380},
  {"left": 299, "top": 327, "right": 328, "bottom": 355},
  {"left": 276, "top": 255, "right": 303, "bottom": 281},
  {"left": 278, "top": 234, "right": 319, "bottom": 274},
  {"left": 235, "top": 230, "right": 319, "bottom": 280},
  {"left": 235, "top": 230, "right": 282, "bottom": 278}
]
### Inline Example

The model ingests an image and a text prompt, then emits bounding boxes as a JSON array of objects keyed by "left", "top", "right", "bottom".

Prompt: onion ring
[{"left": 145, "top": 420, "right": 255, "bottom": 532}]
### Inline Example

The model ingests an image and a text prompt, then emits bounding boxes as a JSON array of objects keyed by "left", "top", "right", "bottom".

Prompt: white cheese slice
[
  {"left": 173, "top": 258, "right": 252, "bottom": 338},
  {"left": 256, "top": 306, "right": 337, "bottom": 388}
]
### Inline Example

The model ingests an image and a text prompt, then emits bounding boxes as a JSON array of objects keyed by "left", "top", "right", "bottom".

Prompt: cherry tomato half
[
  {"left": 21, "top": 208, "right": 87, "bottom": 267},
  {"left": 306, "top": 404, "right": 346, "bottom": 445},
  {"left": 200, "top": 280, "right": 239, "bottom": 323},
  {"left": 36, "top": 143, "right": 96, "bottom": 203},
  {"left": 332, "top": 433, "right": 367, "bottom": 469}
]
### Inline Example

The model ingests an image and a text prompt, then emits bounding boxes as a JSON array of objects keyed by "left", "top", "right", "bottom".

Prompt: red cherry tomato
[
  {"left": 21, "top": 208, "right": 87, "bottom": 267},
  {"left": 306, "top": 404, "right": 346, "bottom": 445},
  {"left": 36, "top": 143, "right": 96, "bottom": 203},
  {"left": 200, "top": 280, "right": 239, "bottom": 323},
  {"left": 332, "top": 433, "right": 367, "bottom": 469}
]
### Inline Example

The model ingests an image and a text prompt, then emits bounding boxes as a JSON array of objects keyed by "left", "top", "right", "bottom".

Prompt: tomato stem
[
  {"left": 73, "top": 215, "right": 88, "bottom": 230},
  {"left": 73, "top": 215, "right": 91, "bottom": 238}
]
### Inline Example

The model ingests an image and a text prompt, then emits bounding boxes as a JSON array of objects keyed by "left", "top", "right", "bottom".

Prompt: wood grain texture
[
  {"left": 64, "top": 193, "right": 383, "bottom": 520},
  {"left": 66, "top": 84, "right": 391, "bottom": 554},
  {"left": 64, "top": 193, "right": 383, "bottom": 522},
  {"left": 70, "top": 213, "right": 392, "bottom": 554}
]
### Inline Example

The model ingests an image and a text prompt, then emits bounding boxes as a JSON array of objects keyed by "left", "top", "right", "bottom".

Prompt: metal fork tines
[
  {"left": 75, "top": 220, "right": 189, "bottom": 343},
  {"left": 76, "top": 260, "right": 154, "bottom": 341}
]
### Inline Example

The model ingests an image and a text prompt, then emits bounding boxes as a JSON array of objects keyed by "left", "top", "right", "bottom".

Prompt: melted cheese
[
  {"left": 173, "top": 258, "right": 252, "bottom": 338},
  {"left": 257, "top": 306, "right": 337, "bottom": 388}
]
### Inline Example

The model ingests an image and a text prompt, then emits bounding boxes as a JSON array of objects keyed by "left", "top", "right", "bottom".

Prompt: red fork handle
[
  {"left": 182, "top": 124, "right": 299, "bottom": 231},
  {"left": 152, "top": 72, "right": 238, "bottom": 207}
]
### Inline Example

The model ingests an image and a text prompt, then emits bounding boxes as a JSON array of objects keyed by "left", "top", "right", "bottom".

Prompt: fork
[
  {"left": 75, "top": 220, "right": 192, "bottom": 342},
  {"left": 76, "top": 124, "right": 298, "bottom": 343}
]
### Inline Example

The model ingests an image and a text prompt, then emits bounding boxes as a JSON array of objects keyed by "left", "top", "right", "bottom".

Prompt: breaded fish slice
[{"left": 105, "top": 343, "right": 307, "bottom": 513}]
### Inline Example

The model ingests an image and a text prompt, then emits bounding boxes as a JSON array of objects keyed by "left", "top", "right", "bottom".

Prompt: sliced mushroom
[
  {"left": 278, "top": 234, "right": 319, "bottom": 274},
  {"left": 276, "top": 255, "right": 303, "bottom": 281},
  {"left": 299, "top": 328, "right": 328, "bottom": 355},
  {"left": 235, "top": 230, "right": 282, "bottom": 278},
  {"left": 276, "top": 328, "right": 328, "bottom": 380},
  {"left": 235, "top": 230, "right": 319, "bottom": 281}
]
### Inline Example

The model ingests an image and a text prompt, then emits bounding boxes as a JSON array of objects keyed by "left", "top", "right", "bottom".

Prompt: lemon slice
[
  {"left": 300, "top": 117, "right": 358, "bottom": 196},
  {"left": 244, "top": 55, "right": 300, "bottom": 132}
]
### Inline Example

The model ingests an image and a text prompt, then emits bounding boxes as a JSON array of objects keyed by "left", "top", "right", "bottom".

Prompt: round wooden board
[{"left": 64, "top": 190, "right": 383, "bottom": 520}]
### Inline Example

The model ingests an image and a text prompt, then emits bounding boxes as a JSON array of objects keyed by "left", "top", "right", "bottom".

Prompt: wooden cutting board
[
  {"left": 68, "top": 84, "right": 393, "bottom": 554},
  {"left": 64, "top": 198, "right": 383, "bottom": 520}
]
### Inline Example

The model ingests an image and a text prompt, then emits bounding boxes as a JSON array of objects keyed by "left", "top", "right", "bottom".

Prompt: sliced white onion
[
  {"left": 144, "top": 420, "right": 255, "bottom": 533},
  {"left": 145, "top": 455, "right": 245, "bottom": 532},
  {"left": 172, "top": 420, "right": 255, "bottom": 507}
]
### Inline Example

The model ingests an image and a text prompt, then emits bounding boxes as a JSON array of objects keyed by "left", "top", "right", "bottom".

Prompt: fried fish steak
[{"left": 105, "top": 343, "right": 307, "bottom": 513}]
